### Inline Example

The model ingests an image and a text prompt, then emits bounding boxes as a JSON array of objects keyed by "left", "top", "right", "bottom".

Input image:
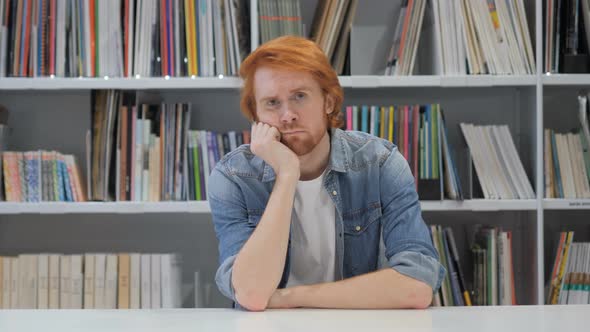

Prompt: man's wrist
[
  {"left": 268, "top": 286, "right": 308, "bottom": 309},
  {"left": 276, "top": 170, "right": 300, "bottom": 184},
  {"left": 283, "top": 285, "right": 308, "bottom": 308}
]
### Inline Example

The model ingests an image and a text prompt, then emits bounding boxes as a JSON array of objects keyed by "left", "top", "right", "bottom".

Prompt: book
[
  {"left": 461, "top": 123, "right": 535, "bottom": 199},
  {"left": 83, "top": 254, "right": 95, "bottom": 309},
  {"left": 94, "top": 254, "right": 106, "bottom": 309},
  {"left": 344, "top": 103, "right": 461, "bottom": 200},
  {"left": 0, "top": 0, "right": 250, "bottom": 78},
  {"left": 141, "top": 254, "right": 151, "bottom": 309},
  {"left": 117, "top": 254, "right": 131, "bottom": 309},
  {"left": 545, "top": 94, "right": 590, "bottom": 199},
  {"left": 70, "top": 255, "right": 83, "bottom": 309},
  {"left": 130, "top": 253, "right": 141, "bottom": 309},
  {"left": 86, "top": 93, "right": 247, "bottom": 202},
  {"left": 0, "top": 252, "right": 183, "bottom": 309},
  {"left": 105, "top": 254, "right": 118, "bottom": 309}
]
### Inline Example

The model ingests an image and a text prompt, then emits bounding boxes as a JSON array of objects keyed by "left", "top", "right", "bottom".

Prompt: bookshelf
[
  {"left": 543, "top": 199, "right": 590, "bottom": 210},
  {"left": 542, "top": 74, "right": 590, "bottom": 86},
  {"left": 0, "top": 0, "right": 588, "bottom": 308},
  {"left": 0, "top": 77, "right": 244, "bottom": 90},
  {"left": 0, "top": 75, "right": 536, "bottom": 90},
  {"left": 0, "top": 201, "right": 212, "bottom": 214},
  {"left": 0, "top": 199, "right": 538, "bottom": 215}
]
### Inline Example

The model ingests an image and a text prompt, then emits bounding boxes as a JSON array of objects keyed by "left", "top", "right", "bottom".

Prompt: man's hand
[{"left": 249, "top": 122, "right": 300, "bottom": 179}]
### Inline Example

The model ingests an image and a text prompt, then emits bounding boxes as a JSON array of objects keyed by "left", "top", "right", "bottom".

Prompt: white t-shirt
[{"left": 286, "top": 170, "right": 337, "bottom": 287}]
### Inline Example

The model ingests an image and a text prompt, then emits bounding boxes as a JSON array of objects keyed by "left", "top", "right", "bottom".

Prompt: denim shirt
[{"left": 208, "top": 128, "right": 446, "bottom": 306}]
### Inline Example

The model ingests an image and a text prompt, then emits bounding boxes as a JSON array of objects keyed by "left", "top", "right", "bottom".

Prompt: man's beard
[{"left": 281, "top": 130, "right": 325, "bottom": 156}]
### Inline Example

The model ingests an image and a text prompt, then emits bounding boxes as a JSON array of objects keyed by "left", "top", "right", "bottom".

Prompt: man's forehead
[{"left": 254, "top": 67, "right": 318, "bottom": 96}]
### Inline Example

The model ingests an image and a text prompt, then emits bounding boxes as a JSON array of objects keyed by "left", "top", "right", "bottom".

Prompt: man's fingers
[
  {"left": 252, "top": 122, "right": 281, "bottom": 142},
  {"left": 269, "top": 127, "right": 281, "bottom": 141},
  {"left": 251, "top": 122, "right": 259, "bottom": 139}
]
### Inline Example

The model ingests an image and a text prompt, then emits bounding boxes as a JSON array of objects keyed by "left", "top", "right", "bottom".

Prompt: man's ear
[{"left": 324, "top": 94, "right": 335, "bottom": 115}]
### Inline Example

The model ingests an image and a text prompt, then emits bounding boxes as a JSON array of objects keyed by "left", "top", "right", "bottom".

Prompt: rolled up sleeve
[
  {"left": 215, "top": 255, "right": 238, "bottom": 301},
  {"left": 208, "top": 166, "right": 254, "bottom": 304},
  {"left": 380, "top": 148, "right": 446, "bottom": 292},
  {"left": 388, "top": 251, "right": 445, "bottom": 292}
]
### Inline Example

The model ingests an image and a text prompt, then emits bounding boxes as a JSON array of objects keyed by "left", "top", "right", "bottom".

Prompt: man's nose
[{"left": 280, "top": 107, "right": 298, "bottom": 124}]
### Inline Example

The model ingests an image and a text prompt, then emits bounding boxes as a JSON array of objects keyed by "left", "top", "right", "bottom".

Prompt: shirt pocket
[
  {"left": 342, "top": 202, "right": 382, "bottom": 275},
  {"left": 342, "top": 202, "right": 382, "bottom": 235}
]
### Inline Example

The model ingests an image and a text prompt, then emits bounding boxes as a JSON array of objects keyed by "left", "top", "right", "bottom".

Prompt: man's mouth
[{"left": 282, "top": 131, "right": 303, "bottom": 135}]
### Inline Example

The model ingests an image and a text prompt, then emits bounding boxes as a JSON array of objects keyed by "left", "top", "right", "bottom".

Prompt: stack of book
[
  {"left": 0, "top": 0, "right": 250, "bottom": 78},
  {"left": 310, "top": 0, "right": 358, "bottom": 75},
  {"left": 545, "top": 0, "right": 590, "bottom": 73},
  {"left": 470, "top": 226, "right": 517, "bottom": 306},
  {"left": 431, "top": 225, "right": 517, "bottom": 306},
  {"left": 547, "top": 232, "right": 590, "bottom": 305},
  {"left": 2, "top": 150, "right": 85, "bottom": 202},
  {"left": 89, "top": 90, "right": 250, "bottom": 202},
  {"left": 461, "top": 123, "right": 535, "bottom": 199},
  {"left": 90, "top": 90, "right": 192, "bottom": 202},
  {"left": 0, "top": 253, "right": 183, "bottom": 309},
  {"left": 185, "top": 129, "right": 250, "bottom": 201},
  {"left": 343, "top": 104, "right": 462, "bottom": 200},
  {"left": 384, "top": 0, "right": 427, "bottom": 76},
  {"left": 430, "top": 225, "right": 472, "bottom": 306},
  {"left": 258, "top": 0, "right": 304, "bottom": 44},
  {"left": 544, "top": 129, "right": 590, "bottom": 198},
  {"left": 545, "top": 93, "right": 590, "bottom": 198},
  {"left": 431, "top": 0, "right": 534, "bottom": 75}
]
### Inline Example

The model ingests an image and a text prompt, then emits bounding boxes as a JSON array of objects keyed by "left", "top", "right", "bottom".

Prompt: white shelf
[
  {"left": 542, "top": 74, "right": 590, "bottom": 85},
  {"left": 438, "top": 75, "right": 536, "bottom": 87},
  {"left": 543, "top": 199, "right": 590, "bottom": 210},
  {"left": 338, "top": 75, "right": 441, "bottom": 87},
  {"left": 420, "top": 199, "right": 537, "bottom": 211},
  {"left": 0, "top": 77, "right": 244, "bottom": 90},
  {"left": 0, "top": 201, "right": 212, "bottom": 214},
  {"left": 0, "top": 75, "right": 537, "bottom": 90},
  {"left": 0, "top": 199, "right": 537, "bottom": 214}
]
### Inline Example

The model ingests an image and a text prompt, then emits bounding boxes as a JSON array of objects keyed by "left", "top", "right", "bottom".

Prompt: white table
[{"left": 0, "top": 305, "right": 588, "bottom": 331}]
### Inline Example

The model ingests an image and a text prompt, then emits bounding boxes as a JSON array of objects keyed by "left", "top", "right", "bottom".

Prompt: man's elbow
[
  {"left": 235, "top": 290, "right": 270, "bottom": 312},
  {"left": 404, "top": 282, "right": 433, "bottom": 309},
  {"left": 409, "top": 292, "right": 432, "bottom": 309}
]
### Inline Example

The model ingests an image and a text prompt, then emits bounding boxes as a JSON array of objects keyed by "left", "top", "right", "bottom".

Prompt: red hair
[{"left": 239, "top": 36, "right": 344, "bottom": 128}]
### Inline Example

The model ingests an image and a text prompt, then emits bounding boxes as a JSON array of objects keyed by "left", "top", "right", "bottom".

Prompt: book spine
[
  {"left": 443, "top": 228, "right": 464, "bottom": 306},
  {"left": 551, "top": 131, "right": 564, "bottom": 198},
  {"left": 193, "top": 132, "right": 203, "bottom": 201},
  {"left": 17, "top": 152, "right": 26, "bottom": 201},
  {"left": 361, "top": 105, "right": 368, "bottom": 133},
  {"left": 54, "top": 152, "right": 64, "bottom": 201}
]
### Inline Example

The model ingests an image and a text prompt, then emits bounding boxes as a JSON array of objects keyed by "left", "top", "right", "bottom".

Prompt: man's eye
[{"left": 295, "top": 92, "right": 306, "bottom": 100}]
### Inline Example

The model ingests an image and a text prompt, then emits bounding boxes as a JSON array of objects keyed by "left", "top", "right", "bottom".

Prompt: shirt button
[
  {"left": 332, "top": 190, "right": 337, "bottom": 196},
  {"left": 355, "top": 226, "right": 361, "bottom": 231}
]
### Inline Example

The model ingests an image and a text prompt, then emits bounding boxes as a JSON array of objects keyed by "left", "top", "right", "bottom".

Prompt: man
[{"left": 208, "top": 36, "right": 445, "bottom": 311}]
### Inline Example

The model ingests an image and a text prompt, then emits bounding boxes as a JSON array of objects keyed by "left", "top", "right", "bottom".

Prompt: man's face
[{"left": 253, "top": 66, "right": 332, "bottom": 156}]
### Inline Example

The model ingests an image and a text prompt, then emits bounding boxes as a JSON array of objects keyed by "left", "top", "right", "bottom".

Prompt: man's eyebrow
[
  {"left": 289, "top": 86, "right": 311, "bottom": 93},
  {"left": 258, "top": 87, "right": 311, "bottom": 102},
  {"left": 259, "top": 95, "right": 277, "bottom": 102}
]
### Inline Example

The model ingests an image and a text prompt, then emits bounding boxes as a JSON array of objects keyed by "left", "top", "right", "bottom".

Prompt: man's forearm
[
  {"left": 231, "top": 173, "right": 298, "bottom": 310},
  {"left": 268, "top": 268, "right": 433, "bottom": 309}
]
